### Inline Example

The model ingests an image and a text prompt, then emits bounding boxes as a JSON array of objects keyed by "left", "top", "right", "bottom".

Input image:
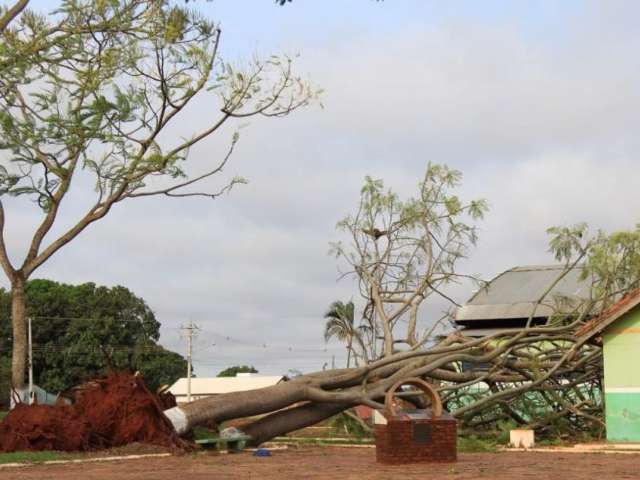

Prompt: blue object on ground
[{"left": 253, "top": 448, "right": 272, "bottom": 457}]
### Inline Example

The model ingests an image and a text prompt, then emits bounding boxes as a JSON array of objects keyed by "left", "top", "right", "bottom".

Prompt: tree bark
[
  {"left": 242, "top": 402, "right": 351, "bottom": 446},
  {"left": 171, "top": 381, "right": 311, "bottom": 431},
  {"left": 0, "top": 0, "right": 29, "bottom": 33},
  {"left": 11, "top": 276, "right": 27, "bottom": 390}
]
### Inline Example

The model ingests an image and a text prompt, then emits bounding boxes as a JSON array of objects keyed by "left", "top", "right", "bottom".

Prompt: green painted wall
[
  {"left": 604, "top": 393, "right": 640, "bottom": 442},
  {"left": 603, "top": 307, "right": 640, "bottom": 442}
]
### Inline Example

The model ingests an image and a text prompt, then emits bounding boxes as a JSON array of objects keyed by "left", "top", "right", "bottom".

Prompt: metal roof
[
  {"left": 168, "top": 375, "right": 285, "bottom": 396},
  {"left": 455, "top": 265, "right": 591, "bottom": 322}
]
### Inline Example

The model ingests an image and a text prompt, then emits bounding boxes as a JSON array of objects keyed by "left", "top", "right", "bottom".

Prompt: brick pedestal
[{"left": 375, "top": 412, "right": 457, "bottom": 464}]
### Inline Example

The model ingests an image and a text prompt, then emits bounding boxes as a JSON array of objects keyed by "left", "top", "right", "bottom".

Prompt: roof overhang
[
  {"left": 457, "top": 327, "right": 524, "bottom": 338},
  {"left": 576, "top": 288, "right": 640, "bottom": 340},
  {"left": 455, "top": 303, "right": 556, "bottom": 321}
]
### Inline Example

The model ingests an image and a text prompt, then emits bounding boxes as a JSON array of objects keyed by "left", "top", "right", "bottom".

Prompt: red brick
[{"left": 375, "top": 417, "right": 457, "bottom": 464}]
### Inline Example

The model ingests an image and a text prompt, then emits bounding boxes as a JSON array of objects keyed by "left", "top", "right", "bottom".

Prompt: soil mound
[{"left": 0, "top": 372, "right": 188, "bottom": 453}]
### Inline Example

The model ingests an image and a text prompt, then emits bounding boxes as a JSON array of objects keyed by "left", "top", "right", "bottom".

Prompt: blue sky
[{"left": 3, "top": 0, "right": 640, "bottom": 377}]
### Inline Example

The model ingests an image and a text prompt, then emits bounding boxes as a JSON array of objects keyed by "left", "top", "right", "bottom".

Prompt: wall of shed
[{"left": 603, "top": 308, "right": 640, "bottom": 442}]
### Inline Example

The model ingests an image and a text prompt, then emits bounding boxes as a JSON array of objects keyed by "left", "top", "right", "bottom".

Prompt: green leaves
[
  {"left": 0, "top": 0, "right": 317, "bottom": 214},
  {"left": 332, "top": 163, "right": 488, "bottom": 355},
  {"left": 547, "top": 223, "right": 589, "bottom": 263},
  {"left": 323, "top": 300, "right": 356, "bottom": 343},
  {"left": 547, "top": 223, "right": 640, "bottom": 308},
  {"left": 0, "top": 165, "right": 19, "bottom": 195},
  {"left": 217, "top": 365, "right": 258, "bottom": 377},
  {"left": 468, "top": 199, "right": 488, "bottom": 220},
  {"left": 3, "top": 6, "right": 213, "bottom": 153},
  {"left": 339, "top": 164, "right": 487, "bottom": 246},
  {"left": 444, "top": 195, "right": 462, "bottom": 215},
  {"left": 164, "top": 7, "right": 187, "bottom": 43}
]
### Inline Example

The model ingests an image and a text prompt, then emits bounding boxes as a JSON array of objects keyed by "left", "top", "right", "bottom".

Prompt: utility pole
[
  {"left": 181, "top": 321, "right": 198, "bottom": 403},
  {"left": 28, "top": 316, "right": 33, "bottom": 405}
]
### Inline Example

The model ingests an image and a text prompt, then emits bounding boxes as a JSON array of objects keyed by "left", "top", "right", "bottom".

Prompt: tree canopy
[
  {"left": 331, "top": 163, "right": 487, "bottom": 360},
  {"left": 217, "top": 365, "right": 258, "bottom": 377},
  {"left": 0, "top": 279, "right": 186, "bottom": 405}
]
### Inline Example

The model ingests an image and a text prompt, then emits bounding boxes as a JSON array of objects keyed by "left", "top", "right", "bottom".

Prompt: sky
[{"left": 2, "top": 0, "right": 640, "bottom": 377}]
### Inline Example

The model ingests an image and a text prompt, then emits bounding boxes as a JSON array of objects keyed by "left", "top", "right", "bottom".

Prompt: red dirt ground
[
  {"left": 2, "top": 447, "right": 640, "bottom": 480},
  {"left": 0, "top": 372, "right": 186, "bottom": 452}
]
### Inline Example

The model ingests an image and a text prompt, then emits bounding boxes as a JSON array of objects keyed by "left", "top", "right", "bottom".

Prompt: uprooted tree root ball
[
  {"left": 0, "top": 403, "right": 91, "bottom": 452},
  {"left": 0, "top": 372, "right": 190, "bottom": 452}
]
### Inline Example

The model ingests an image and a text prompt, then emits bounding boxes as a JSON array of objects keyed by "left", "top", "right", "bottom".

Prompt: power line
[
  {"left": 11, "top": 317, "right": 345, "bottom": 353},
  {"left": 199, "top": 329, "right": 335, "bottom": 353}
]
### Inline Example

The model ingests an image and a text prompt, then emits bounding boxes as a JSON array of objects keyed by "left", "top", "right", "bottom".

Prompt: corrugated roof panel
[
  {"left": 455, "top": 265, "right": 591, "bottom": 321},
  {"left": 455, "top": 302, "right": 556, "bottom": 321}
]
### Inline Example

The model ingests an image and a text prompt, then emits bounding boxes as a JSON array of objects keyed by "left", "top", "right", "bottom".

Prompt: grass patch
[
  {"left": 0, "top": 451, "right": 73, "bottom": 465},
  {"left": 330, "top": 412, "right": 372, "bottom": 439},
  {"left": 273, "top": 436, "right": 374, "bottom": 446},
  {"left": 192, "top": 426, "right": 214, "bottom": 441},
  {"left": 0, "top": 411, "right": 7, "bottom": 421},
  {"left": 457, "top": 434, "right": 498, "bottom": 453}
]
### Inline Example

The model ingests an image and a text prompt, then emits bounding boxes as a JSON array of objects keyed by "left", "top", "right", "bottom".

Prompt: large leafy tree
[
  {"left": 0, "top": 0, "right": 316, "bottom": 388},
  {"left": 0, "top": 278, "right": 186, "bottom": 403}
]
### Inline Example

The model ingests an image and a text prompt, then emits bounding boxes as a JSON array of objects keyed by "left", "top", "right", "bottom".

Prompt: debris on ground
[
  {"left": 0, "top": 372, "right": 189, "bottom": 453},
  {"left": 253, "top": 448, "right": 272, "bottom": 457},
  {"left": 220, "top": 427, "right": 245, "bottom": 440}
]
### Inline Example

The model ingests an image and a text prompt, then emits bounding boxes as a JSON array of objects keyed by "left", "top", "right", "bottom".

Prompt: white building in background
[{"left": 168, "top": 373, "right": 286, "bottom": 404}]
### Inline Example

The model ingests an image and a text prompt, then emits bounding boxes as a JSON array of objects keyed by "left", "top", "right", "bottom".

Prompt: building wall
[
  {"left": 603, "top": 308, "right": 640, "bottom": 442},
  {"left": 173, "top": 394, "right": 212, "bottom": 404}
]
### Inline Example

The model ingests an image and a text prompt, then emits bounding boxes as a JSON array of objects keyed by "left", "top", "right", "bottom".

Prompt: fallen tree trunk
[
  {"left": 242, "top": 402, "right": 353, "bottom": 446},
  {"left": 164, "top": 322, "right": 603, "bottom": 443}
]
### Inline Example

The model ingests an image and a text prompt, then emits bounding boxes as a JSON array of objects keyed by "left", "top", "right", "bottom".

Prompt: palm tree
[{"left": 323, "top": 300, "right": 357, "bottom": 368}]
